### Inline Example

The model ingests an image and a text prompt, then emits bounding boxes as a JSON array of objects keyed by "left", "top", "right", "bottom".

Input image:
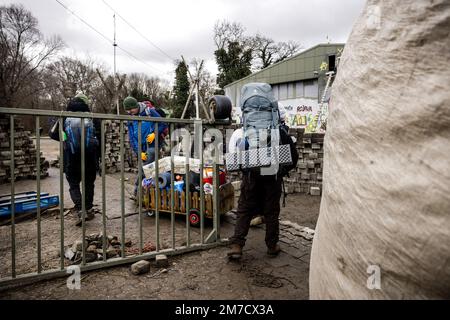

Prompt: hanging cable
[{"left": 55, "top": 0, "right": 166, "bottom": 76}]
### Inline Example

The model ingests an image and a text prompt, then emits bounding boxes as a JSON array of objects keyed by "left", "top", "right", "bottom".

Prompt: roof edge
[{"left": 224, "top": 43, "right": 345, "bottom": 88}]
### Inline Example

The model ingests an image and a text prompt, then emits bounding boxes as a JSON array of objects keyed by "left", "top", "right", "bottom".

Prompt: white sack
[{"left": 310, "top": 0, "right": 450, "bottom": 299}]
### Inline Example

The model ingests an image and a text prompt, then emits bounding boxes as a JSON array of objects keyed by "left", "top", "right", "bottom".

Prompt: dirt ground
[
  {"left": 0, "top": 138, "right": 321, "bottom": 300},
  {"left": 280, "top": 194, "right": 321, "bottom": 229}
]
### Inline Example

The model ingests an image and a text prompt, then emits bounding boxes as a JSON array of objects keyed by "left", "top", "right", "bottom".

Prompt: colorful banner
[{"left": 282, "top": 98, "right": 327, "bottom": 133}]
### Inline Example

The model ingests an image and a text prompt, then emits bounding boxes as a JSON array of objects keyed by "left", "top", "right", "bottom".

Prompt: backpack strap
[{"left": 272, "top": 104, "right": 278, "bottom": 129}]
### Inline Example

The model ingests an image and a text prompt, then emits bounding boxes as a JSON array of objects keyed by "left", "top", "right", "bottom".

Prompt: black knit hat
[{"left": 67, "top": 97, "right": 90, "bottom": 112}]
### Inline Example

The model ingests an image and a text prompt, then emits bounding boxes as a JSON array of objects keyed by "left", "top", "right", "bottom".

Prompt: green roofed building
[{"left": 224, "top": 43, "right": 345, "bottom": 131}]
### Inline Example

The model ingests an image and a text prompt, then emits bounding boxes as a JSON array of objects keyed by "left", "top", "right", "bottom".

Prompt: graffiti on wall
[{"left": 282, "top": 98, "right": 327, "bottom": 133}]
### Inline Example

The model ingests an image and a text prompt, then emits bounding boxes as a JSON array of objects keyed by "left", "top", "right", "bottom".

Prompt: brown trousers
[{"left": 230, "top": 172, "right": 283, "bottom": 248}]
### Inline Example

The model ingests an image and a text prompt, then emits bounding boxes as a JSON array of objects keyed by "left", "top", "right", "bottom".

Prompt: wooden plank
[
  {"left": 174, "top": 191, "right": 180, "bottom": 212},
  {"left": 166, "top": 190, "right": 170, "bottom": 211},
  {"left": 150, "top": 187, "right": 156, "bottom": 210},
  {"left": 193, "top": 192, "right": 199, "bottom": 210},
  {"left": 162, "top": 189, "right": 167, "bottom": 210},
  {"left": 181, "top": 191, "right": 186, "bottom": 213},
  {"left": 206, "top": 194, "right": 212, "bottom": 216}
]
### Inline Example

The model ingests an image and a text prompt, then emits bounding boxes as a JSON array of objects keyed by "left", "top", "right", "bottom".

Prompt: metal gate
[{"left": 0, "top": 107, "right": 227, "bottom": 290}]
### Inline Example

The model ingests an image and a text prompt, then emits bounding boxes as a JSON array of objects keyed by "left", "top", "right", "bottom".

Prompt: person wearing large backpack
[
  {"left": 49, "top": 95, "right": 101, "bottom": 226},
  {"left": 123, "top": 96, "right": 168, "bottom": 200},
  {"left": 227, "top": 83, "right": 298, "bottom": 260}
]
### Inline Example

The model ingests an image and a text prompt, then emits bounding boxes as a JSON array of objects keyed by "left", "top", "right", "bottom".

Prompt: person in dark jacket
[{"left": 49, "top": 95, "right": 101, "bottom": 226}]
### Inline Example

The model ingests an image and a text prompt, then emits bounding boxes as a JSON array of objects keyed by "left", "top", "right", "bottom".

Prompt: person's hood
[{"left": 138, "top": 102, "right": 148, "bottom": 115}]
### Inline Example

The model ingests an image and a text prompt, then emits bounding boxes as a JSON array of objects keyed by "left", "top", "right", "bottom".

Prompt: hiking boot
[
  {"left": 227, "top": 243, "right": 243, "bottom": 260},
  {"left": 75, "top": 217, "right": 83, "bottom": 227},
  {"left": 267, "top": 244, "right": 281, "bottom": 256},
  {"left": 86, "top": 208, "right": 95, "bottom": 221},
  {"left": 75, "top": 209, "right": 95, "bottom": 227}
]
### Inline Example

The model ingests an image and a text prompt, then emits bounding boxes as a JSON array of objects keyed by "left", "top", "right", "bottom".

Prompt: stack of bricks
[
  {"left": 284, "top": 128, "right": 324, "bottom": 196},
  {"left": 104, "top": 120, "right": 137, "bottom": 174},
  {"left": 0, "top": 116, "right": 49, "bottom": 183}
]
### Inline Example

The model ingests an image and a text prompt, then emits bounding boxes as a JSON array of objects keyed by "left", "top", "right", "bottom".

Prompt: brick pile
[
  {"left": 284, "top": 128, "right": 324, "bottom": 196},
  {"left": 104, "top": 120, "right": 137, "bottom": 174},
  {"left": 0, "top": 116, "right": 49, "bottom": 183}
]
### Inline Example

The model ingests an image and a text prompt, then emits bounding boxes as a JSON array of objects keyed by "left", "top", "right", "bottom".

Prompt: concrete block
[
  {"left": 310, "top": 186, "right": 321, "bottom": 196},
  {"left": 155, "top": 254, "right": 169, "bottom": 268},
  {"left": 309, "top": 153, "right": 318, "bottom": 159},
  {"left": 298, "top": 162, "right": 307, "bottom": 169},
  {"left": 300, "top": 173, "right": 310, "bottom": 180},
  {"left": 131, "top": 260, "right": 150, "bottom": 275}
]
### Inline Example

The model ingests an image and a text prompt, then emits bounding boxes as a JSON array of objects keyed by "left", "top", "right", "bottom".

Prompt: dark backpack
[
  {"left": 155, "top": 107, "right": 167, "bottom": 118},
  {"left": 64, "top": 117, "right": 98, "bottom": 155},
  {"left": 279, "top": 124, "right": 299, "bottom": 177},
  {"left": 142, "top": 100, "right": 167, "bottom": 118}
]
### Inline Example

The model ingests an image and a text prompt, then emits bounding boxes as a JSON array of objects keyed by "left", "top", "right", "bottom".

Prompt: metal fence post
[
  {"left": 81, "top": 118, "right": 86, "bottom": 266},
  {"left": 10, "top": 115, "right": 16, "bottom": 278},
  {"left": 36, "top": 116, "right": 42, "bottom": 273},
  {"left": 138, "top": 120, "right": 143, "bottom": 255},
  {"left": 101, "top": 120, "right": 107, "bottom": 261},
  {"left": 120, "top": 120, "right": 125, "bottom": 258},
  {"left": 170, "top": 123, "right": 175, "bottom": 249},
  {"left": 59, "top": 117, "right": 65, "bottom": 270},
  {"left": 154, "top": 122, "right": 160, "bottom": 252}
]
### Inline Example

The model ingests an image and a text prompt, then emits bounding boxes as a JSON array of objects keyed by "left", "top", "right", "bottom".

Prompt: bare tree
[
  {"left": 123, "top": 72, "right": 172, "bottom": 108},
  {"left": 213, "top": 20, "right": 302, "bottom": 73},
  {"left": 96, "top": 68, "right": 126, "bottom": 114},
  {"left": 146, "top": 76, "right": 170, "bottom": 105},
  {"left": 274, "top": 40, "right": 302, "bottom": 63},
  {"left": 213, "top": 20, "right": 247, "bottom": 50},
  {"left": 125, "top": 73, "right": 148, "bottom": 97},
  {"left": 190, "top": 58, "right": 216, "bottom": 103},
  {"left": 250, "top": 34, "right": 302, "bottom": 70},
  {"left": 248, "top": 34, "right": 276, "bottom": 69},
  {"left": 46, "top": 57, "right": 100, "bottom": 101},
  {"left": 0, "top": 4, "right": 64, "bottom": 107}
]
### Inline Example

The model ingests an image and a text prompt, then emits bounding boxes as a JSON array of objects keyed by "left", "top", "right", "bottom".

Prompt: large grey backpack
[{"left": 240, "top": 83, "right": 280, "bottom": 149}]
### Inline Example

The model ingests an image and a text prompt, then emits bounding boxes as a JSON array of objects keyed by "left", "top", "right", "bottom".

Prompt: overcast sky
[{"left": 2, "top": 0, "right": 366, "bottom": 83}]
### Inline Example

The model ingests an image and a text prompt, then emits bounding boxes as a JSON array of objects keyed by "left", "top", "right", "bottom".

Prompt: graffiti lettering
[
  {"left": 297, "top": 105, "right": 313, "bottom": 113},
  {"left": 284, "top": 105, "right": 294, "bottom": 111}
]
